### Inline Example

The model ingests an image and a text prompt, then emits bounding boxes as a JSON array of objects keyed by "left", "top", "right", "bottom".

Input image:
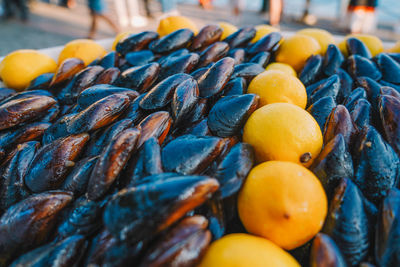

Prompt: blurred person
[
  {"left": 347, "top": 0, "right": 378, "bottom": 33},
  {"left": 2, "top": 0, "right": 29, "bottom": 21},
  {"left": 301, "top": 0, "right": 317, "bottom": 25},
  {"left": 231, "top": 0, "right": 245, "bottom": 17},
  {"left": 260, "top": 0, "right": 268, "bottom": 13},
  {"left": 269, "top": 0, "right": 283, "bottom": 26},
  {"left": 88, "top": 0, "right": 120, "bottom": 39},
  {"left": 143, "top": 0, "right": 153, "bottom": 18},
  {"left": 114, "top": 0, "right": 148, "bottom": 28},
  {"left": 199, "top": 0, "right": 212, "bottom": 10},
  {"left": 160, "top": 0, "right": 178, "bottom": 16}
]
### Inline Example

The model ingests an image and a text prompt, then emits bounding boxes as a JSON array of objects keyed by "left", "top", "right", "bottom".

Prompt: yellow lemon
[
  {"left": 251, "top": 24, "right": 280, "bottom": 43},
  {"left": 265, "top": 62, "right": 297, "bottom": 76},
  {"left": 338, "top": 34, "right": 383, "bottom": 57},
  {"left": 112, "top": 31, "right": 134, "bottom": 50},
  {"left": 58, "top": 39, "right": 107, "bottom": 66},
  {"left": 386, "top": 40, "right": 400, "bottom": 53},
  {"left": 157, "top": 15, "right": 198, "bottom": 37},
  {"left": 243, "top": 103, "right": 323, "bottom": 166},
  {"left": 238, "top": 161, "right": 327, "bottom": 250},
  {"left": 297, "top": 28, "right": 335, "bottom": 54},
  {"left": 248, "top": 70, "right": 306, "bottom": 108},
  {"left": 0, "top": 49, "right": 57, "bottom": 91},
  {"left": 198, "top": 233, "right": 300, "bottom": 267},
  {"left": 276, "top": 34, "right": 321, "bottom": 72},
  {"left": 219, "top": 22, "right": 238, "bottom": 40}
]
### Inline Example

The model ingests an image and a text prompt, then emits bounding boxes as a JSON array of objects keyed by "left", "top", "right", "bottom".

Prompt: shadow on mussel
[
  {"left": 378, "top": 95, "right": 400, "bottom": 157},
  {"left": 140, "top": 215, "right": 212, "bottom": 267},
  {"left": 103, "top": 175, "right": 219, "bottom": 243},
  {"left": 322, "top": 178, "right": 376, "bottom": 266},
  {"left": 311, "top": 134, "right": 354, "bottom": 200},
  {"left": 190, "top": 24, "right": 223, "bottom": 51},
  {"left": 0, "top": 191, "right": 73, "bottom": 265},
  {"left": 208, "top": 94, "right": 259, "bottom": 137},
  {"left": 9, "top": 235, "right": 88, "bottom": 267},
  {"left": 375, "top": 188, "right": 400, "bottom": 267},
  {"left": 336, "top": 68, "right": 353, "bottom": 104},
  {"left": 310, "top": 233, "right": 347, "bottom": 267},
  {"left": 352, "top": 125, "right": 400, "bottom": 203}
]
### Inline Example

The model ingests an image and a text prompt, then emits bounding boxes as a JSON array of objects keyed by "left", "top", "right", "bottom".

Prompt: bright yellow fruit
[
  {"left": 265, "top": 62, "right": 297, "bottom": 76},
  {"left": 0, "top": 49, "right": 57, "bottom": 91},
  {"left": 157, "top": 15, "right": 198, "bottom": 37},
  {"left": 338, "top": 34, "right": 383, "bottom": 57},
  {"left": 112, "top": 31, "right": 134, "bottom": 50},
  {"left": 198, "top": 233, "right": 300, "bottom": 267},
  {"left": 248, "top": 70, "right": 306, "bottom": 108},
  {"left": 58, "top": 39, "right": 107, "bottom": 66},
  {"left": 276, "top": 34, "right": 321, "bottom": 72},
  {"left": 386, "top": 40, "right": 400, "bottom": 53},
  {"left": 243, "top": 103, "right": 323, "bottom": 166},
  {"left": 238, "top": 161, "right": 327, "bottom": 250},
  {"left": 251, "top": 24, "right": 280, "bottom": 43},
  {"left": 219, "top": 22, "right": 238, "bottom": 40},
  {"left": 297, "top": 28, "right": 335, "bottom": 54}
]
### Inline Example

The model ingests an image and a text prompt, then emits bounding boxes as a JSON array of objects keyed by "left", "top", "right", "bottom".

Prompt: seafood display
[{"left": 0, "top": 17, "right": 399, "bottom": 267}]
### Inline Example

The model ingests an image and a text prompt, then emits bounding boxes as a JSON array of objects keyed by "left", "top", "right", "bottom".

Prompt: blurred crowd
[{"left": 0, "top": 0, "right": 385, "bottom": 38}]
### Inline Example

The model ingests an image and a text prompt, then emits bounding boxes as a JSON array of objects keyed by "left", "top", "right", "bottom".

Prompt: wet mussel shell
[
  {"left": 190, "top": 24, "right": 223, "bottom": 51},
  {"left": 306, "top": 96, "right": 336, "bottom": 132},
  {"left": 299, "top": 54, "right": 323, "bottom": 86},
  {"left": 150, "top": 29, "right": 194, "bottom": 54},
  {"left": 247, "top": 31, "right": 282, "bottom": 55},
  {"left": 116, "top": 31, "right": 159, "bottom": 56},
  {"left": 223, "top": 27, "right": 256, "bottom": 49},
  {"left": 323, "top": 44, "right": 345, "bottom": 76},
  {"left": 103, "top": 176, "right": 219, "bottom": 242},
  {"left": 171, "top": 77, "right": 199, "bottom": 127},
  {"left": 114, "top": 63, "right": 160, "bottom": 93},
  {"left": 310, "top": 233, "right": 347, "bottom": 267},
  {"left": 197, "top": 41, "right": 230, "bottom": 68},
  {"left": 125, "top": 50, "right": 155, "bottom": 67},
  {"left": 230, "top": 63, "right": 265, "bottom": 83},
  {"left": 207, "top": 94, "right": 259, "bottom": 137},
  {"left": 346, "top": 37, "right": 372, "bottom": 58},
  {"left": 379, "top": 95, "right": 400, "bottom": 157},
  {"left": 347, "top": 55, "right": 382, "bottom": 81}
]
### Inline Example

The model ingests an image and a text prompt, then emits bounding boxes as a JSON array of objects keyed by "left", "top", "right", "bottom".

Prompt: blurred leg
[
  {"left": 143, "top": 0, "right": 152, "bottom": 17},
  {"left": 15, "top": 0, "right": 28, "bottom": 21},
  {"left": 99, "top": 13, "right": 120, "bottom": 33},
  {"left": 89, "top": 13, "right": 98, "bottom": 39},
  {"left": 114, "top": 0, "right": 129, "bottom": 27},
  {"left": 269, "top": 0, "right": 282, "bottom": 26},
  {"left": 2, "top": 0, "right": 14, "bottom": 18},
  {"left": 126, "top": 0, "right": 148, "bottom": 27}
]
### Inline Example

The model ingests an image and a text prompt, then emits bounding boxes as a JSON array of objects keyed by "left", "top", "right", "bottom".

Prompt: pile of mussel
[{"left": 0, "top": 24, "right": 399, "bottom": 267}]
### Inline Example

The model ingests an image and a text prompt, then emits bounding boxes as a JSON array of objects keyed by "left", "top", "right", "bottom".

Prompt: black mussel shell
[
  {"left": 227, "top": 48, "right": 246, "bottom": 65},
  {"left": 150, "top": 29, "right": 194, "bottom": 54},
  {"left": 197, "top": 41, "right": 230, "bottom": 68},
  {"left": 311, "top": 134, "right": 354, "bottom": 200},
  {"left": 249, "top": 51, "right": 271, "bottom": 68},
  {"left": 140, "top": 215, "right": 211, "bottom": 267},
  {"left": 122, "top": 94, "right": 148, "bottom": 125},
  {"left": 322, "top": 178, "right": 375, "bottom": 266},
  {"left": 223, "top": 77, "right": 247, "bottom": 96},
  {"left": 352, "top": 125, "right": 400, "bottom": 203},
  {"left": 343, "top": 87, "right": 367, "bottom": 112},
  {"left": 191, "top": 66, "right": 210, "bottom": 80},
  {"left": 247, "top": 31, "right": 282, "bottom": 55},
  {"left": 98, "top": 51, "right": 119, "bottom": 69},
  {"left": 171, "top": 77, "right": 199, "bottom": 126},
  {"left": 223, "top": 27, "right": 256, "bottom": 48},
  {"left": 214, "top": 142, "right": 254, "bottom": 198},
  {"left": 310, "top": 233, "right": 347, "bottom": 267},
  {"left": 208, "top": 94, "right": 259, "bottom": 137},
  {"left": 347, "top": 55, "right": 382, "bottom": 81},
  {"left": 156, "top": 53, "right": 199, "bottom": 82},
  {"left": 0, "top": 88, "right": 15, "bottom": 102},
  {"left": 162, "top": 135, "right": 225, "bottom": 175},
  {"left": 375, "top": 53, "right": 400, "bottom": 84},
  {"left": 190, "top": 24, "right": 223, "bottom": 51},
  {"left": 323, "top": 105, "right": 358, "bottom": 146},
  {"left": 378, "top": 95, "right": 400, "bottom": 157},
  {"left": 27, "top": 73, "right": 54, "bottom": 90},
  {"left": 184, "top": 119, "right": 211, "bottom": 136},
  {"left": 350, "top": 99, "right": 371, "bottom": 130},
  {"left": 380, "top": 86, "right": 400, "bottom": 100},
  {"left": 158, "top": 49, "right": 190, "bottom": 66},
  {"left": 230, "top": 63, "right": 264, "bottom": 83},
  {"left": 125, "top": 50, "right": 155, "bottom": 67},
  {"left": 0, "top": 89, "right": 53, "bottom": 106},
  {"left": 346, "top": 37, "right": 372, "bottom": 58},
  {"left": 336, "top": 68, "right": 353, "bottom": 103},
  {"left": 103, "top": 176, "right": 219, "bottom": 242},
  {"left": 299, "top": 54, "right": 323, "bottom": 86},
  {"left": 140, "top": 73, "right": 192, "bottom": 110},
  {"left": 116, "top": 31, "right": 159, "bottom": 55},
  {"left": 136, "top": 111, "right": 172, "bottom": 147},
  {"left": 309, "top": 74, "right": 340, "bottom": 106},
  {"left": 95, "top": 67, "right": 120, "bottom": 85},
  {"left": 323, "top": 44, "right": 345, "bottom": 76},
  {"left": 0, "top": 122, "right": 50, "bottom": 151},
  {"left": 307, "top": 96, "right": 336, "bottom": 131},
  {"left": 114, "top": 63, "right": 160, "bottom": 93},
  {"left": 375, "top": 188, "right": 400, "bottom": 267},
  {"left": 197, "top": 57, "right": 235, "bottom": 98}
]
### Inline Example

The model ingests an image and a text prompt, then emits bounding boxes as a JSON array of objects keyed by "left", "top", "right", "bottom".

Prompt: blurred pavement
[{"left": 0, "top": 0, "right": 398, "bottom": 56}]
